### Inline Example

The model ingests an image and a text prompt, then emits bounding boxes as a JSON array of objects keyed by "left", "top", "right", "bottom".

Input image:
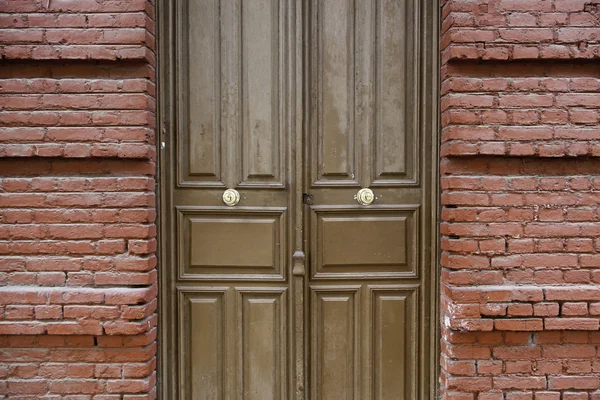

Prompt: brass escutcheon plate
[
  {"left": 222, "top": 188, "right": 240, "bottom": 206},
  {"left": 355, "top": 188, "right": 375, "bottom": 206}
]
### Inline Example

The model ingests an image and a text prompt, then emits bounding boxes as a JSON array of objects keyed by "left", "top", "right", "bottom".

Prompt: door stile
[{"left": 290, "top": 1, "right": 306, "bottom": 399}]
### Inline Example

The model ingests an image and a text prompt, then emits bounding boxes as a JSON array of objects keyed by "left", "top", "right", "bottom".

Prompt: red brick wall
[
  {"left": 0, "top": 0, "right": 157, "bottom": 398},
  {"left": 441, "top": 0, "right": 600, "bottom": 399},
  {"left": 2, "top": 0, "right": 600, "bottom": 398}
]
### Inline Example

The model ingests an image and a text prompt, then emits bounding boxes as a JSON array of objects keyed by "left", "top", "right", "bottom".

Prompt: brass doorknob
[
  {"left": 355, "top": 188, "right": 375, "bottom": 206},
  {"left": 222, "top": 188, "right": 240, "bottom": 206}
]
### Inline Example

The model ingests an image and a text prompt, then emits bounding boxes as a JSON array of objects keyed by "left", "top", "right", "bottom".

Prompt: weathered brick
[{"left": 0, "top": 0, "right": 157, "bottom": 397}]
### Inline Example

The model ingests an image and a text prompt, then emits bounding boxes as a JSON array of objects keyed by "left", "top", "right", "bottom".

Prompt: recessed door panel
[
  {"left": 178, "top": 208, "right": 286, "bottom": 280},
  {"left": 241, "top": 0, "right": 284, "bottom": 187},
  {"left": 311, "top": 206, "right": 419, "bottom": 278},
  {"left": 178, "top": 0, "right": 222, "bottom": 186},
  {"left": 310, "top": 287, "right": 359, "bottom": 400},
  {"left": 372, "top": 286, "right": 417, "bottom": 400},
  {"left": 311, "top": 0, "right": 357, "bottom": 185},
  {"left": 239, "top": 289, "right": 287, "bottom": 400},
  {"left": 374, "top": 0, "right": 418, "bottom": 185},
  {"left": 192, "top": 219, "right": 274, "bottom": 267},
  {"left": 180, "top": 290, "right": 226, "bottom": 400}
]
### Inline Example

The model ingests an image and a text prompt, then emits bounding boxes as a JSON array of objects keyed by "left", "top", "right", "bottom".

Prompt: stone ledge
[
  {"left": 443, "top": 44, "right": 600, "bottom": 63},
  {"left": 441, "top": 140, "right": 600, "bottom": 157},
  {"left": 0, "top": 285, "right": 157, "bottom": 305},
  {"left": 0, "top": 143, "right": 156, "bottom": 160},
  {"left": 0, "top": 315, "right": 156, "bottom": 336},
  {"left": 448, "top": 317, "right": 600, "bottom": 332},
  {"left": 0, "top": 45, "right": 155, "bottom": 63},
  {"left": 444, "top": 284, "right": 600, "bottom": 332}
]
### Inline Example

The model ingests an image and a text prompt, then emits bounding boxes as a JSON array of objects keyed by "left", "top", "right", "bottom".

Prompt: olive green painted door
[
  {"left": 305, "top": 1, "right": 429, "bottom": 398},
  {"left": 163, "top": 0, "right": 436, "bottom": 398}
]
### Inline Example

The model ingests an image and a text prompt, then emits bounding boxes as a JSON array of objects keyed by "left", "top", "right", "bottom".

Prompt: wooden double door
[{"left": 160, "top": 0, "right": 438, "bottom": 398}]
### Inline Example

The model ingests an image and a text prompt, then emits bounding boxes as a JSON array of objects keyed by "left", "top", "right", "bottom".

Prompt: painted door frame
[{"left": 155, "top": 0, "right": 441, "bottom": 398}]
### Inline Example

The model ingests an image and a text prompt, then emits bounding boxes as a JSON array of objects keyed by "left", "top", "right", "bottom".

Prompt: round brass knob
[
  {"left": 356, "top": 188, "right": 375, "bottom": 206},
  {"left": 222, "top": 188, "right": 240, "bottom": 206}
]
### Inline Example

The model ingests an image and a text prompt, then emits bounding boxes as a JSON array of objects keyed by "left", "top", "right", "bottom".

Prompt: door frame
[{"left": 155, "top": 0, "right": 441, "bottom": 398}]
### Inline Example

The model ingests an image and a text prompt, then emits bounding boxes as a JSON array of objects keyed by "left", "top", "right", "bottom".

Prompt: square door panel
[
  {"left": 177, "top": 207, "right": 286, "bottom": 280},
  {"left": 310, "top": 206, "right": 419, "bottom": 279}
]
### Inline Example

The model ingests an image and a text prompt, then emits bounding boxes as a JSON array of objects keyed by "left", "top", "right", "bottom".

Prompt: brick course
[{"left": 0, "top": 0, "right": 156, "bottom": 398}]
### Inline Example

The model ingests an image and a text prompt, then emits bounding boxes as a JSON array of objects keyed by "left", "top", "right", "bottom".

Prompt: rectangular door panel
[
  {"left": 310, "top": 206, "right": 419, "bottom": 279},
  {"left": 241, "top": 0, "right": 284, "bottom": 187},
  {"left": 179, "top": 290, "right": 226, "bottom": 400},
  {"left": 371, "top": 286, "right": 417, "bottom": 400},
  {"left": 177, "top": 207, "right": 287, "bottom": 280},
  {"left": 311, "top": 0, "right": 357, "bottom": 186},
  {"left": 310, "top": 286, "right": 360, "bottom": 400},
  {"left": 238, "top": 289, "right": 287, "bottom": 400},
  {"left": 373, "top": 0, "right": 418, "bottom": 185},
  {"left": 178, "top": 0, "right": 221, "bottom": 184},
  {"left": 177, "top": 0, "right": 223, "bottom": 186}
]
